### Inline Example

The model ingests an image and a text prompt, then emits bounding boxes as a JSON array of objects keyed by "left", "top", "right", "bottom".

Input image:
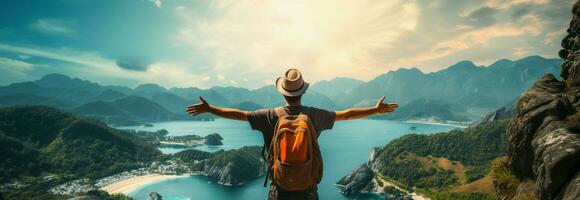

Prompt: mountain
[
  {"left": 470, "top": 99, "right": 516, "bottom": 127},
  {"left": 0, "top": 93, "right": 73, "bottom": 108},
  {"left": 374, "top": 98, "right": 470, "bottom": 122},
  {"left": 133, "top": 83, "right": 168, "bottom": 98},
  {"left": 89, "top": 89, "right": 127, "bottom": 102},
  {"left": 310, "top": 77, "right": 364, "bottom": 104},
  {"left": 149, "top": 92, "right": 190, "bottom": 114},
  {"left": 245, "top": 85, "right": 339, "bottom": 110},
  {"left": 0, "top": 74, "right": 129, "bottom": 109},
  {"left": 0, "top": 55, "right": 564, "bottom": 123},
  {"left": 230, "top": 101, "right": 264, "bottom": 111},
  {"left": 0, "top": 106, "right": 161, "bottom": 183},
  {"left": 73, "top": 96, "right": 175, "bottom": 124},
  {"left": 169, "top": 87, "right": 232, "bottom": 107},
  {"left": 343, "top": 56, "right": 562, "bottom": 119}
]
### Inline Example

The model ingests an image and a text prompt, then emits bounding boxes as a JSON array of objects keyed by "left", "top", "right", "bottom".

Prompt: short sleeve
[
  {"left": 309, "top": 107, "right": 336, "bottom": 132},
  {"left": 247, "top": 109, "right": 274, "bottom": 133}
]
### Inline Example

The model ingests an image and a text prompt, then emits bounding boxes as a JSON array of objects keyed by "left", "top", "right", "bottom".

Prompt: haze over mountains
[{"left": 0, "top": 55, "right": 561, "bottom": 124}]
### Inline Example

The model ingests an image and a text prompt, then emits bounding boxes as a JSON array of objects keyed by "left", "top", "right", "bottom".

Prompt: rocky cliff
[
  {"left": 336, "top": 147, "right": 384, "bottom": 195},
  {"left": 336, "top": 164, "right": 376, "bottom": 195},
  {"left": 201, "top": 146, "right": 265, "bottom": 186},
  {"left": 498, "top": 1, "right": 580, "bottom": 200}
]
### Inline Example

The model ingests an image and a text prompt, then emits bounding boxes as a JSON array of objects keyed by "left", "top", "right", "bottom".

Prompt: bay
[{"left": 121, "top": 119, "right": 459, "bottom": 200}]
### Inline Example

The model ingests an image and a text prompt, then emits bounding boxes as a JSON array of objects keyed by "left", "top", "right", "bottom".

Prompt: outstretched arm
[
  {"left": 335, "top": 96, "right": 398, "bottom": 121},
  {"left": 186, "top": 96, "right": 249, "bottom": 121}
]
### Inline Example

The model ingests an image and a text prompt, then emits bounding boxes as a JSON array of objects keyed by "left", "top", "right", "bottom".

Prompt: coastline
[
  {"left": 403, "top": 119, "right": 470, "bottom": 128},
  {"left": 101, "top": 174, "right": 189, "bottom": 195}
]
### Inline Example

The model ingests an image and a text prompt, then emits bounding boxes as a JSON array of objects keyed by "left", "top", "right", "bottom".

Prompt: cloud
[
  {"left": 150, "top": 0, "right": 161, "bottom": 7},
  {"left": 462, "top": 6, "right": 499, "bottom": 27},
  {"left": 485, "top": 0, "right": 548, "bottom": 10},
  {"left": 0, "top": 57, "right": 33, "bottom": 71},
  {"left": 217, "top": 74, "right": 225, "bottom": 81},
  {"left": 0, "top": 0, "right": 572, "bottom": 89},
  {"left": 116, "top": 58, "right": 151, "bottom": 71},
  {"left": 543, "top": 28, "right": 566, "bottom": 44},
  {"left": 391, "top": 21, "right": 542, "bottom": 69},
  {"left": 0, "top": 57, "right": 34, "bottom": 85},
  {"left": 511, "top": 5, "right": 532, "bottom": 19},
  {"left": 174, "top": 0, "right": 420, "bottom": 85},
  {"left": 512, "top": 47, "right": 529, "bottom": 56},
  {"left": 30, "top": 18, "right": 76, "bottom": 35},
  {"left": 0, "top": 43, "right": 215, "bottom": 88}
]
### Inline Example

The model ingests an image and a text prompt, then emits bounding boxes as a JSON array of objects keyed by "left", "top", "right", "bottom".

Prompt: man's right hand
[{"left": 186, "top": 96, "right": 210, "bottom": 116}]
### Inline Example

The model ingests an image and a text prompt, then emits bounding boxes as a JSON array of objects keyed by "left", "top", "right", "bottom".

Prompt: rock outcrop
[
  {"left": 204, "top": 133, "right": 223, "bottom": 146},
  {"left": 202, "top": 146, "right": 265, "bottom": 186},
  {"left": 500, "top": 1, "right": 580, "bottom": 200},
  {"left": 336, "top": 164, "right": 376, "bottom": 195},
  {"left": 471, "top": 99, "right": 516, "bottom": 127},
  {"left": 148, "top": 192, "right": 162, "bottom": 200}
]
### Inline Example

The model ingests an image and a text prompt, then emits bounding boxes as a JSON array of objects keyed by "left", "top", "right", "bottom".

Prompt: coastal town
[{"left": 49, "top": 159, "right": 196, "bottom": 196}]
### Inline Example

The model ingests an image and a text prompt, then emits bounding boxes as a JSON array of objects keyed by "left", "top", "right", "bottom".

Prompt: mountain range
[{"left": 0, "top": 55, "right": 561, "bottom": 124}]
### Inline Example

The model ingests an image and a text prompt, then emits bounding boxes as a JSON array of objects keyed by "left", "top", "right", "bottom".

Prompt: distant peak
[
  {"left": 451, "top": 60, "right": 476, "bottom": 68},
  {"left": 492, "top": 58, "right": 513, "bottom": 65},
  {"left": 488, "top": 58, "right": 514, "bottom": 68},
  {"left": 135, "top": 83, "right": 166, "bottom": 91},
  {"left": 519, "top": 55, "right": 545, "bottom": 61},
  {"left": 443, "top": 60, "right": 477, "bottom": 72},
  {"left": 40, "top": 73, "right": 71, "bottom": 81},
  {"left": 392, "top": 67, "right": 424, "bottom": 74}
]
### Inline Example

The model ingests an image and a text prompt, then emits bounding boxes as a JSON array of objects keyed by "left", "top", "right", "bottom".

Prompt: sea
[{"left": 119, "top": 119, "right": 460, "bottom": 200}]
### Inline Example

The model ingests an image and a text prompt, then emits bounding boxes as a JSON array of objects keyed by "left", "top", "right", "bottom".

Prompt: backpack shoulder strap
[{"left": 274, "top": 107, "right": 288, "bottom": 118}]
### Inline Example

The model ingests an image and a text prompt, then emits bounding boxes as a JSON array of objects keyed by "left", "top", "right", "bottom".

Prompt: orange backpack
[{"left": 262, "top": 107, "right": 323, "bottom": 191}]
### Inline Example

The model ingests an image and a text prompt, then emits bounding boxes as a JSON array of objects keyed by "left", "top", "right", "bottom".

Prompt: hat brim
[{"left": 276, "top": 77, "right": 309, "bottom": 97}]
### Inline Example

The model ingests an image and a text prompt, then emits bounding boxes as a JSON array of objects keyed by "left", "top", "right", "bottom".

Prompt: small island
[{"left": 123, "top": 129, "right": 224, "bottom": 148}]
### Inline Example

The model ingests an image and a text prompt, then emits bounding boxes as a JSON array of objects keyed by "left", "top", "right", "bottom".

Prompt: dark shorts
[{"left": 268, "top": 184, "right": 319, "bottom": 200}]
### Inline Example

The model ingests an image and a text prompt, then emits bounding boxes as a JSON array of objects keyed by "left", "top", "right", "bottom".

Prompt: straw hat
[{"left": 276, "top": 68, "right": 309, "bottom": 97}]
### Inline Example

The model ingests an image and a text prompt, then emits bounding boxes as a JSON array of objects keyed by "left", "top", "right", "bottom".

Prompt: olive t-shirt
[{"left": 248, "top": 105, "right": 336, "bottom": 146}]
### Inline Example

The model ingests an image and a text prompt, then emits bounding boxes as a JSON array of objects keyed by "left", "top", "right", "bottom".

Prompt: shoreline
[
  {"left": 101, "top": 174, "right": 189, "bottom": 195},
  {"left": 403, "top": 119, "right": 470, "bottom": 128}
]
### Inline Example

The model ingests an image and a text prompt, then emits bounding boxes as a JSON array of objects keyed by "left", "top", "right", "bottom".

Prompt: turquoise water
[{"left": 122, "top": 119, "right": 459, "bottom": 200}]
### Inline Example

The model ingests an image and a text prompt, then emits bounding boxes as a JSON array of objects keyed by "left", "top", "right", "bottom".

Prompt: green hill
[
  {"left": 378, "top": 120, "right": 508, "bottom": 198},
  {"left": 0, "top": 106, "right": 161, "bottom": 183},
  {"left": 338, "top": 120, "right": 509, "bottom": 200}
]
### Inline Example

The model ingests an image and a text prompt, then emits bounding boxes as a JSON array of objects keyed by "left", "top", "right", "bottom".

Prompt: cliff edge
[{"left": 498, "top": 1, "right": 580, "bottom": 200}]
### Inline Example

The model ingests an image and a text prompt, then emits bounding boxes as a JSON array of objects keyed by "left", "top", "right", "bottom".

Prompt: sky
[{"left": 0, "top": 0, "right": 573, "bottom": 89}]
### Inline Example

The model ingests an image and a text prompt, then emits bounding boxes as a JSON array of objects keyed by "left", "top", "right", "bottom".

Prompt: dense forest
[
  {"left": 0, "top": 106, "right": 161, "bottom": 198},
  {"left": 374, "top": 120, "right": 509, "bottom": 199}
]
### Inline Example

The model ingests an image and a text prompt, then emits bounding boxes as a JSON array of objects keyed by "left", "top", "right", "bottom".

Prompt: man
[{"left": 186, "top": 69, "right": 398, "bottom": 200}]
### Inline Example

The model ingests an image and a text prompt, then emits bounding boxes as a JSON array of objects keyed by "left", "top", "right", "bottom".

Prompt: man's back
[{"left": 248, "top": 105, "right": 336, "bottom": 145}]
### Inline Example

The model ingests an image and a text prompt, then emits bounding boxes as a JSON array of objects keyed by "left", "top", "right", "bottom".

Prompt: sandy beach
[{"left": 101, "top": 174, "right": 188, "bottom": 194}]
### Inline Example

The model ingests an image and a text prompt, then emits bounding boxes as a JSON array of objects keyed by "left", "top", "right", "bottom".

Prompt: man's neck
[{"left": 285, "top": 101, "right": 301, "bottom": 106}]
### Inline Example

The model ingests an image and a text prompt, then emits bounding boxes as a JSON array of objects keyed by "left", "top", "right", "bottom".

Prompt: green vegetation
[
  {"left": 174, "top": 149, "right": 212, "bottom": 163},
  {"left": 378, "top": 120, "right": 508, "bottom": 166},
  {"left": 374, "top": 120, "right": 509, "bottom": 198},
  {"left": 199, "top": 146, "right": 263, "bottom": 179},
  {"left": 465, "top": 165, "right": 490, "bottom": 182},
  {"left": 425, "top": 191, "right": 495, "bottom": 200},
  {"left": 73, "top": 190, "right": 134, "bottom": 200},
  {"left": 0, "top": 106, "right": 162, "bottom": 198},
  {"left": 490, "top": 156, "right": 520, "bottom": 198}
]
